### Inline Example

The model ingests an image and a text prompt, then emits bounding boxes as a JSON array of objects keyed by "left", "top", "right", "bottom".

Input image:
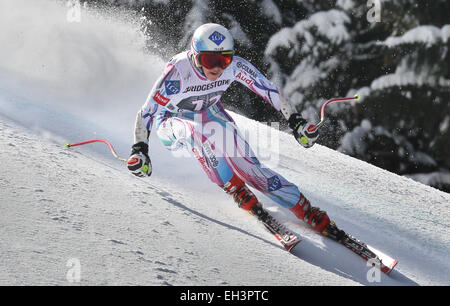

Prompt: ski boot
[
  {"left": 222, "top": 176, "right": 300, "bottom": 251},
  {"left": 289, "top": 194, "right": 330, "bottom": 232},
  {"left": 222, "top": 175, "right": 258, "bottom": 211}
]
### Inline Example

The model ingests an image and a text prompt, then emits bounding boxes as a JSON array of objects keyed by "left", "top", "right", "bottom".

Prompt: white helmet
[{"left": 191, "top": 23, "right": 234, "bottom": 67}]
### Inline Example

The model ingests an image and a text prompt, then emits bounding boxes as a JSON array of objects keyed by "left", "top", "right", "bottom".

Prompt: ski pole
[
  {"left": 315, "top": 94, "right": 361, "bottom": 128},
  {"left": 65, "top": 139, "right": 127, "bottom": 162}
]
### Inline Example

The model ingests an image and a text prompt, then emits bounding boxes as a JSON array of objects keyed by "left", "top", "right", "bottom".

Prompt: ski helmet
[{"left": 191, "top": 23, "right": 234, "bottom": 68}]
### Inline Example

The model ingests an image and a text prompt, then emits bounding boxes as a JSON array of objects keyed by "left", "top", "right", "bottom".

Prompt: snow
[
  {"left": 384, "top": 25, "right": 450, "bottom": 47},
  {"left": 408, "top": 152, "right": 437, "bottom": 168},
  {"left": 222, "top": 13, "right": 253, "bottom": 48},
  {"left": 2, "top": 96, "right": 450, "bottom": 286},
  {"left": 440, "top": 116, "right": 449, "bottom": 134},
  {"left": 338, "top": 119, "right": 372, "bottom": 156},
  {"left": 0, "top": 114, "right": 362, "bottom": 286},
  {"left": 261, "top": 0, "right": 282, "bottom": 25},
  {"left": 178, "top": 0, "right": 209, "bottom": 49},
  {"left": 265, "top": 10, "right": 350, "bottom": 56},
  {"left": 284, "top": 62, "right": 324, "bottom": 94},
  {"left": 265, "top": 9, "right": 350, "bottom": 106},
  {"left": 107, "top": 0, "right": 170, "bottom": 5},
  {"left": 406, "top": 171, "right": 450, "bottom": 189},
  {"left": 369, "top": 58, "right": 450, "bottom": 91},
  {"left": 1, "top": 0, "right": 450, "bottom": 286},
  {"left": 368, "top": 24, "right": 450, "bottom": 90},
  {"left": 265, "top": 28, "right": 296, "bottom": 56},
  {"left": 306, "top": 10, "right": 351, "bottom": 44},
  {"left": 336, "top": 0, "right": 355, "bottom": 11}
]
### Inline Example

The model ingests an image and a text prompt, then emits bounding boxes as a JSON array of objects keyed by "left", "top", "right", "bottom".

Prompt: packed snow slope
[{"left": 1, "top": 0, "right": 449, "bottom": 286}]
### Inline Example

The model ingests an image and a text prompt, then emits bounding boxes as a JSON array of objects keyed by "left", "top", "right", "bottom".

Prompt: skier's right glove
[
  {"left": 288, "top": 113, "right": 319, "bottom": 148},
  {"left": 127, "top": 142, "right": 152, "bottom": 177}
]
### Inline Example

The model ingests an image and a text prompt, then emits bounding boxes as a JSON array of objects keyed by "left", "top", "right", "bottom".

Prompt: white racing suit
[{"left": 134, "top": 51, "right": 330, "bottom": 231}]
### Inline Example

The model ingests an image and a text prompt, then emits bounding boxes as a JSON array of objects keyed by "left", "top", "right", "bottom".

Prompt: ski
[
  {"left": 322, "top": 221, "right": 398, "bottom": 274},
  {"left": 250, "top": 204, "right": 300, "bottom": 252}
]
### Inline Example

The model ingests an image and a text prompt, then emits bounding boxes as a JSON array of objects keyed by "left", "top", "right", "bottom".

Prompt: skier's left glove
[
  {"left": 127, "top": 142, "right": 152, "bottom": 177},
  {"left": 288, "top": 113, "right": 319, "bottom": 148}
]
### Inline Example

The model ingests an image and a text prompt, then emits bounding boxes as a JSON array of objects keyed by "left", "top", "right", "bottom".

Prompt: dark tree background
[{"left": 87, "top": 0, "right": 450, "bottom": 192}]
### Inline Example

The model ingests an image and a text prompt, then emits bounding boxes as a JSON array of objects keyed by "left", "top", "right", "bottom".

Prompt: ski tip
[
  {"left": 355, "top": 93, "right": 361, "bottom": 101},
  {"left": 380, "top": 259, "right": 398, "bottom": 275},
  {"left": 384, "top": 260, "right": 399, "bottom": 275},
  {"left": 64, "top": 142, "right": 71, "bottom": 149},
  {"left": 285, "top": 239, "right": 301, "bottom": 252}
]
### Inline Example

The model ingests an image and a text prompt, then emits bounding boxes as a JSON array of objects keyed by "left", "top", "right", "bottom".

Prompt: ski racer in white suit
[{"left": 127, "top": 23, "right": 330, "bottom": 232}]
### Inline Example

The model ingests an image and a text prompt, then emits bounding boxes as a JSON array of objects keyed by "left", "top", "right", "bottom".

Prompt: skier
[{"left": 127, "top": 23, "right": 330, "bottom": 233}]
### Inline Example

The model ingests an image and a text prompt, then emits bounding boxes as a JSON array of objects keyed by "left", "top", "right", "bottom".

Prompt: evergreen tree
[{"left": 265, "top": 0, "right": 450, "bottom": 191}]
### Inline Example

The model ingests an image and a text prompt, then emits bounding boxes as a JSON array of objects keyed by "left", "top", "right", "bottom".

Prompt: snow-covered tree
[{"left": 265, "top": 0, "right": 450, "bottom": 191}]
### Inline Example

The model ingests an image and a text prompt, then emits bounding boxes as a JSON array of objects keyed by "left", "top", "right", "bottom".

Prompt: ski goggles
[{"left": 199, "top": 51, "right": 233, "bottom": 69}]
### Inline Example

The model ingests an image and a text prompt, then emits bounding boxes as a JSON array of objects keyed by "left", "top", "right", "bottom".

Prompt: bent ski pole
[
  {"left": 316, "top": 94, "right": 361, "bottom": 128},
  {"left": 65, "top": 139, "right": 127, "bottom": 162}
]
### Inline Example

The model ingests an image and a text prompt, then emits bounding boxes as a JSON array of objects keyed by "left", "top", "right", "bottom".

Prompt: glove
[
  {"left": 288, "top": 113, "right": 319, "bottom": 148},
  {"left": 127, "top": 142, "right": 152, "bottom": 177}
]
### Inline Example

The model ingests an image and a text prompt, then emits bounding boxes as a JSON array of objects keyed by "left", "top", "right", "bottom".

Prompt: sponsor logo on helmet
[
  {"left": 165, "top": 80, "right": 181, "bottom": 95},
  {"left": 208, "top": 31, "right": 226, "bottom": 46},
  {"left": 267, "top": 175, "right": 282, "bottom": 192},
  {"left": 153, "top": 91, "right": 170, "bottom": 106}
]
